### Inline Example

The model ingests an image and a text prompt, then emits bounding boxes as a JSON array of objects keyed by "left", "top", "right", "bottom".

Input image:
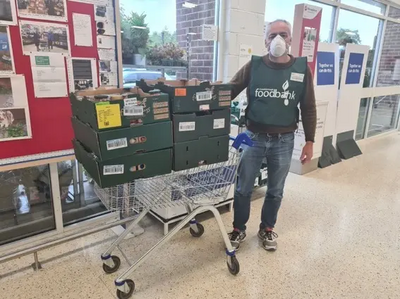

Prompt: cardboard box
[
  {"left": 137, "top": 79, "right": 232, "bottom": 113},
  {"left": 72, "top": 117, "right": 173, "bottom": 161},
  {"left": 73, "top": 140, "right": 172, "bottom": 188},
  {"left": 173, "top": 135, "right": 229, "bottom": 171},
  {"left": 173, "top": 109, "right": 230, "bottom": 143},
  {"left": 69, "top": 87, "right": 170, "bottom": 131}
]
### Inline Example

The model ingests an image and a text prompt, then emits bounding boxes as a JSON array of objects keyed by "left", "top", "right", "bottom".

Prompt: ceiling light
[{"left": 183, "top": 1, "right": 197, "bottom": 8}]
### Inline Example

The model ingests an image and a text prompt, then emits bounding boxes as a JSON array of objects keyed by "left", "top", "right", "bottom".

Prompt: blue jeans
[{"left": 233, "top": 130, "right": 295, "bottom": 231}]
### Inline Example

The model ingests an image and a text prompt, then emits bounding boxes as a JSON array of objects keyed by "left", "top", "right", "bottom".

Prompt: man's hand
[{"left": 300, "top": 142, "right": 313, "bottom": 164}]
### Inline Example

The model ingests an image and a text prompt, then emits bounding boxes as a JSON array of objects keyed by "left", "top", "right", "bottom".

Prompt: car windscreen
[
  {"left": 138, "top": 72, "right": 163, "bottom": 80},
  {"left": 123, "top": 72, "right": 137, "bottom": 83},
  {"left": 124, "top": 71, "right": 163, "bottom": 83}
]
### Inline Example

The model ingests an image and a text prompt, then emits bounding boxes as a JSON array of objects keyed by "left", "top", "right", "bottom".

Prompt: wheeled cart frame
[{"left": 94, "top": 133, "right": 252, "bottom": 298}]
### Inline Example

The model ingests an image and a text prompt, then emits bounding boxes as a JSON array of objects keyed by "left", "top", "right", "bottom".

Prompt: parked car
[{"left": 123, "top": 70, "right": 173, "bottom": 89}]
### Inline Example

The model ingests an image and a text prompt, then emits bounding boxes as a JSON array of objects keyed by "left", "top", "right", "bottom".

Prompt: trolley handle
[{"left": 230, "top": 133, "right": 254, "bottom": 149}]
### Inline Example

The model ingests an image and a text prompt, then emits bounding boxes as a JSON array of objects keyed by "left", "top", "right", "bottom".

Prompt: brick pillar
[
  {"left": 176, "top": 0, "right": 215, "bottom": 81},
  {"left": 377, "top": 7, "right": 400, "bottom": 87}
]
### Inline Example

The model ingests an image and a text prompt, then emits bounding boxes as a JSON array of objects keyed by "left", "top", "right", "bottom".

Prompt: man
[
  {"left": 33, "top": 30, "right": 40, "bottom": 52},
  {"left": 46, "top": 0, "right": 56, "bottom": 16},
  {"left": 47, "top": 31, "right": 54, "bottom": 51},
  {"left": 229, "top": 19, "right": 316, "bottom": 251}
]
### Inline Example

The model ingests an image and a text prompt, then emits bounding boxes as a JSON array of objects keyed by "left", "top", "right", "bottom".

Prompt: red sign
[{"left": 291, "top": 3, "right": 322, "bottom": 76}]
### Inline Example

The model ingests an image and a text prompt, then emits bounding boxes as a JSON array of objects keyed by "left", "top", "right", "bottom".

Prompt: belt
[{"left": 263, "top": 132, "right": 293, "bottom": 137}]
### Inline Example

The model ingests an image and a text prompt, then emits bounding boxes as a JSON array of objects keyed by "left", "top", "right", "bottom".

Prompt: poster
[
  {"left": 99, "top": 60, "right": 117, "bottom": 73},
  {"left": 345, "top": 53, "right": 364, "bottom": 85},
  {"left": 94, "top": 4, "right": 114, "bottom": 23},
  {"left": 302, "top": 26, "right": 317, "bottom": 62},
  {"left": 292, "top": 101, "right": 328, "bottom": 160},
  {"left": 316, "top": 51, "right": 335, "bottom": 86},
  {"left": 97, "top": 35, "right": 115, "bottom": 49},
  {"left": 202, "top": 24, "right": 218, "bottom": 41},
  {"left": 0, "top": 75, "right": 32, "bottom": 142},
  {"left": 239, "top": 44, "right": 252, "bottom": 68},
  {"left": 0, "top": 77, "right": 13, "bottom": 108},
  {"left": 98, "top": 48, "right": 115, "bottom": 61},
  {"left": 72, "top": 13, "right": 93, "bottom": 47},
  {"left": 67, "top": 57, "right": 98, "bottom": 92},
  {"left": 0, "top": 26, "right": 15, "bottom": 73},
  {"left": 0, "top": 0, "right": 17, "bottom": 25},
  {"left": 30, "top": 54, "right": 68, "bottom": 97},
  {"left": 17, "top": 0, "right": 67, "bottom": 22},
  {"left": 20, "top": 21, "right": 70, "bottom": 55},
  {"left": 100, "top": 72, "right": 117, "bottom": 86}
]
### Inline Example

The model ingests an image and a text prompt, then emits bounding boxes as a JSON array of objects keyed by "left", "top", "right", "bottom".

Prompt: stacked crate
[
  {"left": 69, "top": 87, "right": 173, "bottom": 188},
  {"left": 138, "top": 79, "right": 232, "bottom": 171}
]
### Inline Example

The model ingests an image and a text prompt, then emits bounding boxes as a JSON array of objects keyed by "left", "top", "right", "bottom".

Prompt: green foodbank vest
[{"left": 247, "top": 56, "right": 307, "bottom": 127}]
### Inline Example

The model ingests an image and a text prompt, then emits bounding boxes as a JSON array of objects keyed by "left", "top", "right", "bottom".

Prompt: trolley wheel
[
  {"left": 189, "top": 223, "right": 205, "bottom": 238},
  {"left": 116, "top": 279, "right": 135, "bottom": 299},
  {"left": 102, "top": 255, "right": 121, "bottom": 274},
  {"left": 227, "top": 255, "right": 240, "bottom": 275}
]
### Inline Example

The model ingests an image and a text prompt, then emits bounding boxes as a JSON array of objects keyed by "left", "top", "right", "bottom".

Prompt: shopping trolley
[
  {"left": 95, "top": 133, "right": 252, "bottom": 299},
  {"left": 39, "top": 41, "right": 49, "bottom": 52}
]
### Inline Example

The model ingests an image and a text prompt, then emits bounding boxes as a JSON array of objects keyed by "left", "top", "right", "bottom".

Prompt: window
[
  {"left": 376, "top": 19, "right": 400, "bottom": 87},
  {"left": 367, "top": 94, "right": 400, "bottom": 137},
  {"left": 59, "top": 161, "right": 107, "bottom": 226},
  {"left": 336, "top": 9, "right": 382, "bottom": 87},
  {"left": 340, "top": 0, "right": 386, "bottom": 15},
  {"left": 120, "top": 0, "right": 218, "bottom": 86},
  {"left": 0, "top": 165, "right": 56, "bottom": 245},
  {"left": 265, "top": 0, "right": 336, "bottom": 43},
  {"left": 356, "top": 98, "right": 370, "bottom": 140}
]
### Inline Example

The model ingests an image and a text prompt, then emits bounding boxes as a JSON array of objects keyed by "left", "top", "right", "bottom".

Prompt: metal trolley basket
[{"left": 95, "top": 133, "right": 252, "bottom": 299}]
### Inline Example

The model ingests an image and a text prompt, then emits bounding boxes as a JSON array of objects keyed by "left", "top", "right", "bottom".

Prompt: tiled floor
[{"left": 1, "top": 133, "right": 400, "bottom": 299}]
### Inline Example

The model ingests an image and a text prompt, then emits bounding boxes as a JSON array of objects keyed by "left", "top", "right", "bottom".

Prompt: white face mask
[{"left": 269, "top": 35, "right": 288, "bottom": 57}]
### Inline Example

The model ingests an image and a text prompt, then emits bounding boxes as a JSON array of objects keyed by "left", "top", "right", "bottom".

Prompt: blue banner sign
[
  {"left": 317, "top": 51, "right": 335, "bottom": 86},
  {"left": 345, "top": 53, "right": 364, "bottom": 85}
]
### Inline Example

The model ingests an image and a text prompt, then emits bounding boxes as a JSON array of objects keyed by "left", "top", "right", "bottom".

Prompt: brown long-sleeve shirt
[{"left": 230, "top": 55, "right": 317, "bottom": 142}]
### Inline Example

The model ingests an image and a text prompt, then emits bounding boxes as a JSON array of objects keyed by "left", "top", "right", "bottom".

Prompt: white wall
[{"left": 222, "top": 0, "right": 266, "bottom": 82}]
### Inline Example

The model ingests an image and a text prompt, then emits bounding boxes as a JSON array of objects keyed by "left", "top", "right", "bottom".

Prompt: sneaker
[
  {"left": 228, "top": 229, "right": 246, "bottom": 250},
  {"left": 258, "top": 229, "right": 278, "bottom": 251}
]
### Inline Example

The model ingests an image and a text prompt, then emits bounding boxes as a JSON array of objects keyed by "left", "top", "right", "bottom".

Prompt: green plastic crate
[
  {"left": 173, "top": 109, "right": 230, "bottom": 143},
  {"left": 137, "top": 79, "right": 232, "bottom": 113},
  {"left": 69, "top": 89, "right": 170, "bottom": 131},
  {"left": 73, "top": 140, "right": 172, "bottom": 188},
  {"left": 173, "top": 135, "right": 229, "bottom": 171},
  {"left": 72, "top": 117, "right": 173, "bottom": 160}
]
